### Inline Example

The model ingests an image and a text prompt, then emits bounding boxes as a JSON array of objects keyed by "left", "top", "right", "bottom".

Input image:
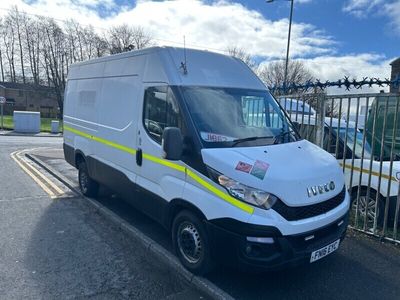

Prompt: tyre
[
  {"left": 351, "top": 188, "right": 382, "bottom": 228},
  {"left": 172, "top": 210, "right": 214, "bottom": 275},
  {"left": 78, "top": 161, "right": 99, "bottom": 197}
]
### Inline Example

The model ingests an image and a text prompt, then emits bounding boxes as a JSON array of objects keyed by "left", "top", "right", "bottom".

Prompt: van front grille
[{"left": 272, "top": 187, "right": 346, "bottom": 221}]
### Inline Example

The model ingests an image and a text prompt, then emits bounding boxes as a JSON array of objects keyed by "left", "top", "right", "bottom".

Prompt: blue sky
[
  {"left": 106, "top": 0, "right": 399, "bottom": 61},
  {"left": 1, "top": 0, "right": 399, "bottom": 88},
  {"left": 255, "top": 0, "right": 398, "bottom": 60}
]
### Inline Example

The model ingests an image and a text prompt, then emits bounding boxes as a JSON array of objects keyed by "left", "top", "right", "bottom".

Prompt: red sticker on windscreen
[{"left": 235, "top": 161, "right": 253, "bottom": 173}]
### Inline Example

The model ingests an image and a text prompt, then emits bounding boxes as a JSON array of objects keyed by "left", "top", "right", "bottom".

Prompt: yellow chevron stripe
[
  {"left": 340, "top": 163, "right": 397, "bottom": 182},
  {"left": 64, "top": 125, "right": 254, "bottom": 214}
]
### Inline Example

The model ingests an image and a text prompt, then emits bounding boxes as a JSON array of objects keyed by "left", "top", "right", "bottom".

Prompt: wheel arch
[
  {"left": 74, "top": 149, "right": 86, "bottom": 168},
  {"left": 166, "top": 198, "right": 207, "bottom": 231}
]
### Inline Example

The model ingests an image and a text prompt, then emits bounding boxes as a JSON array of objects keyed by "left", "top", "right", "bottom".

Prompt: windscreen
[
  {"left": 337, "top": 128, "right": 372, "bottom": 159},
  {"left": 181, "top": 87, "right": 298, "bottom": 147}
]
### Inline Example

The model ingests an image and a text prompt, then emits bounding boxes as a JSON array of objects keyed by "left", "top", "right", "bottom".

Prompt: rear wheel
[
  {"left": 172, "top": 210, "right": 214, "bottom": 275},
  {"left": 78, "top": 161, "right": 99, "bottom": 197}
]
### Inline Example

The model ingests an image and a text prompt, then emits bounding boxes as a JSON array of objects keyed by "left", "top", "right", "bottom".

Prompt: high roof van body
[{"left": 63, "top": 47, "right": 349, "bottom": 274}]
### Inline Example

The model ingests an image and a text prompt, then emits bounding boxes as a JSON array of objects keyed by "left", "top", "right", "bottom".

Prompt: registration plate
[{"left": 310, "top": 239, "right": 340, "bottom": 263}]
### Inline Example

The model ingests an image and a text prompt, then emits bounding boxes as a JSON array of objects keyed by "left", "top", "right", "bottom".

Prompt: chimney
[{"left": 390, "top": 57, "right": 400, "bottom": 93}]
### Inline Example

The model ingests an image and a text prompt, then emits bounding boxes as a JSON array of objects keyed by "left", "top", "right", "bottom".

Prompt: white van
[
  {"left": 63, "top": 47, "right": 349, "bottom": 274},
  {"left": 290, "top": 113, "right": 400, "bottom": 226}
]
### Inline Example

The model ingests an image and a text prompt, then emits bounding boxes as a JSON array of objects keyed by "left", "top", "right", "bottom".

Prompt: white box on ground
[
  {"left": 51, "top": 120, "right": 59, "bottom": 133},
  {"left": 13, "top": 111, "right": 40, "bottom": 133}
]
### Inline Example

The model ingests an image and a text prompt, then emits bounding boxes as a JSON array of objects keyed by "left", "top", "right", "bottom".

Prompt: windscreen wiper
[
  {"left": 231, "top": 136, "right": 275, "bottom": 147},
  {"left": 273, "top": 129, "right": 296, "bottom": 144}
]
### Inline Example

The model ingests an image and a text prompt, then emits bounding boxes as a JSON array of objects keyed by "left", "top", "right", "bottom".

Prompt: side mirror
[{"left": 162, "top": 127, "right": 183, "bottom": 160}]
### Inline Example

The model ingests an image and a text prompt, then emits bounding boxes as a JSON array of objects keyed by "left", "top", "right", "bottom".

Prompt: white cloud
[
  {"left": 259, "top": 53, "right": 393, "bottom": 93},
  {"left": 0, "top": 0, "right": 393, "bottom": 92},
  {"left": 302, "top": 54, "right": 393, "bottom": 93},
  {"left": 385, "top": 1, "right": 400, "bottom": 34},
  {"left": 0, "top": 0, "right": 334, "bottom": 59},
  {"left": 343, "top": 0, "right": 384, "bottom": 18},
  {"left": 344, "top": 0, "right": 400, "bottom": 34}
]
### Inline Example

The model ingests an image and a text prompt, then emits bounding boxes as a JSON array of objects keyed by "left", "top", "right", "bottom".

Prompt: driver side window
[{"left": 143, "top": 86, "right": 184, "bottom": 144}]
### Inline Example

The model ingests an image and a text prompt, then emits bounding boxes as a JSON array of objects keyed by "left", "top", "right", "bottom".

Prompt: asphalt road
[
  {"left": 0, "top": 135, "right": 204, "bottom": 299},
  {"left": 4, "top": 136, "right": 400, "bottom": 300}
]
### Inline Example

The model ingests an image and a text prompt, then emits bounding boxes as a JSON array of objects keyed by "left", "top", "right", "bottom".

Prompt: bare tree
[
  {"left": 10, "top": 6, "right": 26, "bottom": 83},
  {"left": 131, "top": 26, "right": 152, "bottom": 50},
  {"left": 22, "top": 15, "right": 42, "bottom": 84},
  {"left": 40, "top": 18, "right": 67, "bottom": 115},
  {"left": 226, "top": 46, "right": 257, "bottom": 70},
  {"left": 2, "top": 16, "right": 17, "bottom": 82},
  {"left": 107, "top": 24, "right": 152, "bottom": 54},
  {"left": 0, "top": 17, "right": 5, "bottom": 81},
  {"left": 257, "top": 60, "right": 314, "bottom": 96}
]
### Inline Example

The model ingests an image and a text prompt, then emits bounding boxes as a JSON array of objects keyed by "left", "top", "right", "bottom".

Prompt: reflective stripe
[
  {"left": 340, "top": 163, "right": 397, "bottom": 182},
  {"left": 186, "top": 169, "right": 255, "bottom": 214},
  {"left": 64, "top": 125, "right": 136, "bottom": 155},
  {"left": 64, "top": 125, "right": 254, "bottom": 214},
  {"left": 142, "top": 153, "right": 186, "bottom": 173}
]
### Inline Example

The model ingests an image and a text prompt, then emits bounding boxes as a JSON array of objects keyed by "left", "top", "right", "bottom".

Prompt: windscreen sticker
[
  {"left": 200, "top": 132, "right": 235, "bottom": 142},
  {"left": 250, "top": 160, "right": 270, "bottom": 180},
  {"left": 235, "top": 161, "right": 253, "bottom": 173}
]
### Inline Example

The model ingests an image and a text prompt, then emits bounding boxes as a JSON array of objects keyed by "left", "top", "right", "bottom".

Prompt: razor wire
[{"left": 269, "top": 75, "right": 400, "bottom": 94}]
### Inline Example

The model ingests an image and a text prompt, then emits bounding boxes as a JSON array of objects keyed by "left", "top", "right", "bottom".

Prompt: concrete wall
[{"left": 0, "top": 85, "right": 58, "bottom": 118}]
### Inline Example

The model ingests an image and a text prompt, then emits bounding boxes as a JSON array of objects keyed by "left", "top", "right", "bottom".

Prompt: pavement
[
  {"left": 0, "top": 129, "right": 62, "bottom": 137},
  {"left": 0, "top": 136, "right": 206, "bottom": 299},
  {"left": 2, "top": 136, "right": 400, "bottom": 300}
]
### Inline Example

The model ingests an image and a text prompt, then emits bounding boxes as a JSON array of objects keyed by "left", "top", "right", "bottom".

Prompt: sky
[{"left": 0, "top": 0, "right": 399, "bottom": 92}]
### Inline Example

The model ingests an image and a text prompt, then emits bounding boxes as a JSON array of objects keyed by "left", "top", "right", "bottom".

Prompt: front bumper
[{"left": 206, "top": 212, "right": 349, "bottom": 271}]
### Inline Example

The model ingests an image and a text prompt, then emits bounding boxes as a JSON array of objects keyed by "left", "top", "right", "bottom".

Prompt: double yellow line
[{"left": 11, "top": 149, "right": 65, "bottom": 198}]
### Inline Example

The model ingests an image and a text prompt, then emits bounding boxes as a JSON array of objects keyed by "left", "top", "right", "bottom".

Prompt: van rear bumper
[{"left": 206, "top": 212, "right": 348, "bottom": 271}]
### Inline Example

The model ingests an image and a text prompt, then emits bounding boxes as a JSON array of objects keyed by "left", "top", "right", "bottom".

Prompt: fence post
[{"left": 316, "top": 93, "right": 326, "bottom": 148}]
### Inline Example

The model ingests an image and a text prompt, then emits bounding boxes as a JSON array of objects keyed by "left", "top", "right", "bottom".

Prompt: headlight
[{"left": 208, "top": 167, "right": 278, "bottom": 209}]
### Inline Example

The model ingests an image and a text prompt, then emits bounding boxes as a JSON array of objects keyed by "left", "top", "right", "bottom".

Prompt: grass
[{"left": 0, "top": 115, "right": 63, "bottom": 132}]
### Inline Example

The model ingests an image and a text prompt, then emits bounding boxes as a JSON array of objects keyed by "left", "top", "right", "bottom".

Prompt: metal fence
[{"left": 278, "top": 93, "right": 400, "bottom": 244}]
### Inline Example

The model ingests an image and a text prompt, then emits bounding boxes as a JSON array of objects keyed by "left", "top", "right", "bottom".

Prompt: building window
[{"left": 18, "top": 90, "right": 23, "bottom": 97}]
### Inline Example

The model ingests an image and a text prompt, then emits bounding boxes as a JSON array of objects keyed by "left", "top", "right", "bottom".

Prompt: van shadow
[
  {"left": 22, "top": 197, "right": 186, "bottom": 299},
  {"left": 207, "top": 237, "right": 400, "bottom": 300}
]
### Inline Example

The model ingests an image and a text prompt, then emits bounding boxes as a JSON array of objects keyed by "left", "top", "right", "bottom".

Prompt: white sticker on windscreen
[{"left": 200, "top": 132, "right": 235, "bottom": 142}]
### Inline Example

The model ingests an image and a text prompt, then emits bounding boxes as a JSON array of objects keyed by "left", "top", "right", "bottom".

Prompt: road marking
[
  {"left": 11, "top": 149, "right": 65, "bottom": 198},
  {"left": 11, "top": 150, "right": 57, "bottom": 198},
  {"left": 21, "top": 155, "right": 65, "bottom": 194}
]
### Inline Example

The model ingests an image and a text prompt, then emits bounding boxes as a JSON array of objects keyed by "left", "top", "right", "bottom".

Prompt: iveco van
[
  {"left": 290, "top": 112, "right": 400, "bottom": 227},
  {"left": 63, "top": 47, "right": 350, "bottom": 274}
]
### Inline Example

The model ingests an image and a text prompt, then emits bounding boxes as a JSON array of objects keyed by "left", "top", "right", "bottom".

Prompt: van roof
[{"left": 68, "top": 46, "right": 267, "bottom": 90}]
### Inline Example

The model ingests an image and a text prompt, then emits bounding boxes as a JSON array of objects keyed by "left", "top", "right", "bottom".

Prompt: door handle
[{"left": 136, "top": 148, "right": 143, "bottom": 166}]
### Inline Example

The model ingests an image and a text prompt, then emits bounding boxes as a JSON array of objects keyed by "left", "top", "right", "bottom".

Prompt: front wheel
[
  {"left": 172, "top": 210, "right": 214, "bottom": 275},
  {"left": 78, "top": 161, "right": 99, "bottom": 198},
  {"left": 352, "top": 189, "right": 383, "bottom": 228}
]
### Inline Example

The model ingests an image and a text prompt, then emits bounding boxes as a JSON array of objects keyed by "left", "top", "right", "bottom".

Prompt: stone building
[
  {"left": 390, "top": 57, "right": 400, "bottom": 93},
  {"left": 0, "top": 82, "right": 59, "bottom": 118}
]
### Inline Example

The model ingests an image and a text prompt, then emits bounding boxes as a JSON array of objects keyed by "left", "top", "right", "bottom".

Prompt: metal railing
[{"left": 278, "top": 93, "right": 400, "bottom": 243}]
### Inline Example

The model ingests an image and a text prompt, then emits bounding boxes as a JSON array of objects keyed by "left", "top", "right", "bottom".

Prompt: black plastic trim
[
  {"left": 208, "top": 217, "right": 283, "bottom": 237},
  {"left": 63, "top": 143, "right": 75, "bottom": 167}
]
